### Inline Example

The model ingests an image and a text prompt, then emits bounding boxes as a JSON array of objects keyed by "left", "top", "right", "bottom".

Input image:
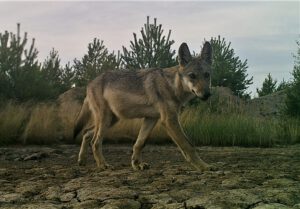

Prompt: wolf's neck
[{"left": 163, "top": 66, "right": 195, "bottom": 105}]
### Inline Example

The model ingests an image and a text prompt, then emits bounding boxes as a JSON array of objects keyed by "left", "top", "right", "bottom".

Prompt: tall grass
[
  {"left": 0, "top": 101, "right": 299, "bottom": 147},
  {"left": 0, "top": 102, "right": 31, "bottom": 145},
  {"left": 181, "top": 106, "right": 300, "bottom": 147},
  {"left": 22, "top": 103, "right": 61, "bottom": 144}
]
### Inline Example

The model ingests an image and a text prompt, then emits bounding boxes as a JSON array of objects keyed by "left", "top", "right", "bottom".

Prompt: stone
[
  {"left": 60, "top": 192, "right": 76, "bottom": 202},
  {"left": 102, "top": 199, "right": 141, "bottom": 209},
  {"left": 252, "top": 203, "right": 292, "bottom": 209},
  {"left": 23, "top": 152, "right": 49, "bottom": 161},
  {"left": 0, "top": 193, "right": 23, "bottom": 203},
  {"left": 15, "top": 181, "right": 42, "bottom": 197},
  {"left": 43, "top": 186, "right": 61, "bottom": 201}
]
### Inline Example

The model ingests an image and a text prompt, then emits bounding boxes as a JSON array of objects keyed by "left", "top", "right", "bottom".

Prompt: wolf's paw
[
  {"left": 192, "top": 162, "right": 217, "bottom": 172},
  {"left": 97, "top": 163, "right": 114, "bottom": 170},
  {"left": 78, "top": 159, "right": 86, "bottom": 166},
  {"left": 132, "top": 161, "right": 150, "bottom": 171},
  {"left": 204, "top": 164, "right": 218, "bottom": 171}
]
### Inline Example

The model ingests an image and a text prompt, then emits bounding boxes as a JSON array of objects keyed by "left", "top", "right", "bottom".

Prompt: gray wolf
[{"left": 74, "top": 42, "right": 214, "bottom": 171}]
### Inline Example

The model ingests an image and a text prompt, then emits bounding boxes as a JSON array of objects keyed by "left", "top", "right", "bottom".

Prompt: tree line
[
  {"left": 0, "top": 17, "right": 299, "bottom": 117},
  {"left": 255, "top": 39, "right": 300, "bottom": 117}
]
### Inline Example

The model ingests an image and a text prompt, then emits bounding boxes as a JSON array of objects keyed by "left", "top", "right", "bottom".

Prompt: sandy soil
[{"left": 0, "top": 144, "right": 299, "bottom": 209}]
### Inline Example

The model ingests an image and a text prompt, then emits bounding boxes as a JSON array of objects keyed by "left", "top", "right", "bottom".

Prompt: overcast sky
[{"left": 0, "top": 1, "right": 299, "bottom": 96}]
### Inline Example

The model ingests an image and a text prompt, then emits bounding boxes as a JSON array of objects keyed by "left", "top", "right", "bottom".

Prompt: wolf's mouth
[
  {"left": 192, "top": 90, "right": 197, "bottom": 96},
  {"left": 192, "top": 90, "right": 201, "bottom": 97},
  {"left": 192, "top": 90, "right": 211, "bottom": 100}
]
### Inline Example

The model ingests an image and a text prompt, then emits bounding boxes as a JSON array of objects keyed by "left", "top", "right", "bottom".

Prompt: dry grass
[
  {"left": 106, "top": 119, "right": 168, "bottom": 143},
  {"left": 0, "top": 101, "right": 299, "bottom": 146},
  {"left": 22, "top": 103, "right": 61, "bottom": 144},
  {"left": 58, "top": 99, "right": 82, "bottom": 143},
  {"left": 0, "top": 102, "right": 31, "bottom": 145}
]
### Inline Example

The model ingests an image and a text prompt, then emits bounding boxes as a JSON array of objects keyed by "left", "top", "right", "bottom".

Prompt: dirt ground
[{"left": 0, "top": 144, "right": 299, "bottom": 209}]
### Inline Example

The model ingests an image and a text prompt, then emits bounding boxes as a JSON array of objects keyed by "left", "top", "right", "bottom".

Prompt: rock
[
  {"left": 186, "top": 189, "right": 261, "bottom": 209},
  {"left": 221, "top": 177, "right": 242, "bottom": 188},
  {"left": 185, "top": 195, "right": 212, "bottom": 209},
  {"left": 76, "top": 186, "right": 138, "bottom": 202},
  {"left": 23, "top": 152, "right": 49, "bottom": 161},
  {"left": 15, "top": 181, "right": 42, "bottom": 197},
  {"left": 0, "top": 193, "right": 23, "bottom": 203},
  {"left": 43, "top": 186, "right": 61, "bottom": 201},
  {"left": 262, "top": 188, "right": 300, "bottom": 206},
  {"left": 19, "top": 203, "right": 61, "bottom": 209},
  {"left": 252, "top": 203, "right": 292, "bottom": 209},
  {"left": 169, "top": 189, "right": 196, "bottom": 202},
  {"left": 60, "top": 192, "right": 76, "bottom": 202},
  {"left": 152, "top": 203, "right": 184, "bottom": 209},
  {"left": 63, "top": 177, "right": 85, "bottom": 192},
  {"left": 263, "top": 178, "right": 297, "bottom": 187},
  {"left": 102, "top": 199, "right": 141, "bottom": 209},
  {"left": 72, "top": 200, "right": 100, "bottom": 209},
  {"left": 139, "top": 193, "right": 173, "bottom": 204}
]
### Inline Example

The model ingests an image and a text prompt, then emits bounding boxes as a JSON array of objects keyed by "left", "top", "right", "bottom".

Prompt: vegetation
[
  {"left": 74, "top": 38, "right": 121, "bottom": 87},
  {"left": 0, "top": 102, "right": 299, "bottom": 146},
  {"left": 122, "top": 16, "right": 176, "bottom": 70},
  {"left": 210, "top": 36, "right": 253, "bottom": 98},
  {"left": 41, "top": 49, "right": 74, "bottom": 98},
  {"left": 0, "top": 24, "right": 75, "bottom": 101},
  {"left": 256, "top": 73, "right": 278, "bottom": 97},
  {"left": 256, "top": 74, "right": 290, "bottom": 97},
  {"left": 182, "top": 107, "right": 300, "bottom": 147},
  {"left": 284, "top": 39, "right": 300, "bottom": 118},
  {"left": 0, "top": 19, "right": 299, "bottom": 147}
]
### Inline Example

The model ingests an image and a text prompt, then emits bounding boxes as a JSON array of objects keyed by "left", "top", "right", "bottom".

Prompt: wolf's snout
[{"left": 202, "top": 92, "right": 211, "bottom": 101}]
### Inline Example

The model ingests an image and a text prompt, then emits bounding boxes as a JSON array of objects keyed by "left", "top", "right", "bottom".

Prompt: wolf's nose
[{"left": 202, "top": 92, "right": 211, "bottom": 101}]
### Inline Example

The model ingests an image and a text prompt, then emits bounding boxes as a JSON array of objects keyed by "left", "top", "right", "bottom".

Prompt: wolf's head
[{"left": 178, "top": 42, "right": 212, "bottom": 101}]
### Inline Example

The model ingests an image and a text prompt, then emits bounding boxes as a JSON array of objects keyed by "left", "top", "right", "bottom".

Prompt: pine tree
[
  {"left": 277, "top": 79, "right": 290, "bottom": 91},
  {"left": 256, "top": 73, "right": 277, "bottom": 97},
  {"left": 285, "top": 39, "right": 300, "bottom": 117},
  {"left": 41, "top": 48, "right": 62, "bottom": 98},
  {"left": 210, "top": 36, "right": 253, "bottom": 98},
  {"left": 0, "top": 23, "right": 48, "bottom": 101},
  {"left": 122, "top": 16, "right": 176, "bottom": 70},
  {"left": 73, "top": 38, "right": 120, "bottom": 87},
  {"left": 60, "top": 62, "right": 75, "bottom": 91}
]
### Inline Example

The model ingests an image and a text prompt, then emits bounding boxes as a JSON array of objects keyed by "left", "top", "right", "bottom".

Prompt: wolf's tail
[{"left": 73, "top": 98, "right": 90, "bottom": 139}]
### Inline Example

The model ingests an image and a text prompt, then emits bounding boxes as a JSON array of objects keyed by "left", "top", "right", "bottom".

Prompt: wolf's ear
[
  {"left": 178, "top": 42, "right": 192, "bottom": 66},
  {"left": 200, "top": 41, "right": 212, "bottom": 64}
]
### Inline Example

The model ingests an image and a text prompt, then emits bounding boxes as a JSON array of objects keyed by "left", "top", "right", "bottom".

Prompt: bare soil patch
[{"left": 0, "top": 144, "right": 299, "bottom": 209}]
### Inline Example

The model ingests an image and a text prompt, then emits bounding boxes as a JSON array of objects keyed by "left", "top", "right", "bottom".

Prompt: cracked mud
[{"left": 0, "top": 145, "right": 299, "bottom": 209}]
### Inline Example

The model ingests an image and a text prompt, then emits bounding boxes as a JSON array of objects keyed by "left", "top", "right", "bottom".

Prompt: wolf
[{"left": 73, "top": 42, "right": 214, "bottom": 172}]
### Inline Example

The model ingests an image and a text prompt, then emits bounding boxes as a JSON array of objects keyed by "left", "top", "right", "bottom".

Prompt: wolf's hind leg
[
  {"left": 92, "top": 110, "right": 113, "bottom": 169},
  {"left": 132, "top": 117, "right": 158, "bottom": 170},
  {"left": 88, "top": 87, "right": 113, "bottom": 170},
  {"left": 78, "top": 128, "right": 93, "bottom": 166}
]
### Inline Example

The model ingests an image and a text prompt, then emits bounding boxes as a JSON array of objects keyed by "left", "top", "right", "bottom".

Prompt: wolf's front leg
[
  {"left": 162, "top": 115, "right": 214, "bottom": 172},
  {"left": 131, "top": 117, "right": 158, "bottom": 170}
]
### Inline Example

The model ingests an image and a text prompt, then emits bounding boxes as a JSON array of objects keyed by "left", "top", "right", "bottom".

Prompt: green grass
[
  {"left": 0, "top": 102, "right": 299, "bottom": 147},
  {"left": 181, "top": 106, "right": 300, "bottom": 147}
]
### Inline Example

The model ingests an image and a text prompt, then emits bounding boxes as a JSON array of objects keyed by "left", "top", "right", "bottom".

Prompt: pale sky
[{"left": 0, "top": 1, "right": 299, "bottom": 97}]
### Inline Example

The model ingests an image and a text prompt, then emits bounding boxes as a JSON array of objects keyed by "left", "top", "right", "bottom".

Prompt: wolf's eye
[
  {"left": 204, "top": 72, "right": 210, "bottom": 78},
  {"left": 188, "top": 73, "right": 196, "bottom": 79}
]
